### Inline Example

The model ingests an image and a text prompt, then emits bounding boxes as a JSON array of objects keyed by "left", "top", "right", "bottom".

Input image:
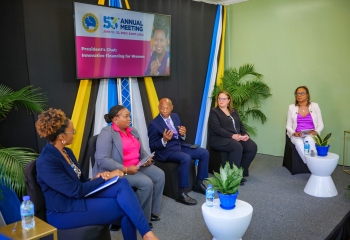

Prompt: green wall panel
[{"left": 225, "top": 0, "right": 350, "bottom": 164}]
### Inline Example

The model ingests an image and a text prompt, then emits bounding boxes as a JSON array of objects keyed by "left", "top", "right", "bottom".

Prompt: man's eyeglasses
[
  {"left": 294, "top": 92, "right": 306, "bottom": 96},
  {"left": 218, "top": 98, "right": 228, "bottom": 101},
  {"left": 65, "top": 129, "right": 76, "bottom": 135}
]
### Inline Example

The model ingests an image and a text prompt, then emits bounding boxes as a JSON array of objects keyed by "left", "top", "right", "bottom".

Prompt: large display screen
[{"left": 74, "top": 2, "right": 171, "bottom": 79}]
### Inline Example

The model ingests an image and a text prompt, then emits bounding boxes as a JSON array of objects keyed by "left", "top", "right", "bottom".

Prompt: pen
[{"left": 12, "top": 222, "right": 18, "bottom": 233}]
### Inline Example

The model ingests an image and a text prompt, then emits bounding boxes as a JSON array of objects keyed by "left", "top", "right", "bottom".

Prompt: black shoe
[
  {"left": 149, "top": 223, "right": 153, "bottom": 228},
  {"left": 110, "top": 224, "right": 120, "bottom": 231},
  {"left": 240, "top": 182, "right": 245, "bottom": 186},
  {"left": 241, "top": 178, "right": 247, "bottom": 183},
  {"left": 193, "top": 183, "right": 206, "bottom": 195},
  {"left": 175, "top": 192, "right": 197, "bottom": 205},
  {"left": 151, "top": 214, "right": 160, "bottom": 221}
]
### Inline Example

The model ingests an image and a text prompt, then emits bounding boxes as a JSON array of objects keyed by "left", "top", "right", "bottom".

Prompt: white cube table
[
  {"left": 202, "top": 199, "right": 253, "bottom": 240},
  {"left": 304, "top": 152, "right": 339, "bottom": 197}
]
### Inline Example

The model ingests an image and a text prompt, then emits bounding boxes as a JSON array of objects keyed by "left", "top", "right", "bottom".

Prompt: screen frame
[{"left": 73, "top": 1, "right": 171, "bottom": 79}]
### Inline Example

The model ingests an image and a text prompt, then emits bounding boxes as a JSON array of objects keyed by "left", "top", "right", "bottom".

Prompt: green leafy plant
[
  {"left": 312, "top": 133, "right": 334, "bottom": 146},
  {"left": 0, "top": 147, "right": 39, "bottom": 197},
  {"left": 0, "top": 84, "right": 46, "bottom": 198},
  {"left": 212, "top": 63, "right": 272, "bottom": 136},
  {"left": 206, "top": 162, "right": 243, "bottom": 195}
]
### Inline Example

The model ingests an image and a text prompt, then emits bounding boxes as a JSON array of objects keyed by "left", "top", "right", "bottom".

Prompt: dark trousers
[
  {"left": 211, "top": 139, "right": 257, "bottom": 176},
  {"left": 166, "top": 146, "right": 209, "bottom": 188},
  {"left": 46, "top": 178, "right": 150, "bottom": 239}
]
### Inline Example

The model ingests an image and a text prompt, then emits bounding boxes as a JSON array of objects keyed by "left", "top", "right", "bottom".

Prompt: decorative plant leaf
[
  {"left": 205, "top": 162, "right": 243, "bottom": 195},
  {"left": 0, "top": 84, "right": 47, "bottom": 121},
  {"left": 211, "top": 64, "right": 271, "bottom": 136},
  {"left": 323, "top": 133, "right": 332, "bottom": 142},
  {"left": 0, "top": 147, "right": 38, "bottom": 197},
  {"left": 0, "top": 84, "right": 47, "bottom": 199},
  {"left": 316, "top": 134, "right": 322, "bottom": 145},
  {"left": 312, "top": 133, "right": 334, "bottom": 147}
]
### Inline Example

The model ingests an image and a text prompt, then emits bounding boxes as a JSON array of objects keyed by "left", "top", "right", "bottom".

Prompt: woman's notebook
[{"left": 85, "top": 176, "right": 119, "bottom": 197}]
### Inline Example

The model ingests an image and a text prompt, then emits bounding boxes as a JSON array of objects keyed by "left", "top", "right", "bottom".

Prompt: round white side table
[
  {"left": 304, "top": 152, "right": 339, "bottom": 197},
  {"left": 202, "top": 199, "right": 253, "bottom": 240}
]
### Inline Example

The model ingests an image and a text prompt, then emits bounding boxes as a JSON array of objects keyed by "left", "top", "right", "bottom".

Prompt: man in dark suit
[{"left": 148, "top": 98, "right": 209, "bottom": 205}]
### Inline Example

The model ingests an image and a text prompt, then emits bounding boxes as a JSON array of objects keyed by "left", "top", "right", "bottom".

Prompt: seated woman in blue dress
[
  {"left": 35, "top": 108, "right": 158, "bottom": 240},
  {"left": 286, "top": 86, "right": 324, "bottom": 163}
]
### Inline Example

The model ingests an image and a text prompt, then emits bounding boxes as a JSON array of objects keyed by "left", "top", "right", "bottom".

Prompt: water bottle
[
  {"left": 20, "top": 196, "right": 35, "bottom": 230},
  {"left": 304, "top": 141, "right": 310, "bottom": 155},
  {"left": 206, "top": 184, "right": 214, "bottom": 207}
]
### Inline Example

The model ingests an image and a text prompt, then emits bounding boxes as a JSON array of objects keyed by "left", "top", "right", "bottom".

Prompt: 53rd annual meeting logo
[
  {"left": 82, "top": 13, "right": 144, "bottom": 35},
  {"left": 80, "top": 12, "right": 145, "bottom": 60},
  {"left": 82, "top": 13, "right": 99, "bottom": 33}
]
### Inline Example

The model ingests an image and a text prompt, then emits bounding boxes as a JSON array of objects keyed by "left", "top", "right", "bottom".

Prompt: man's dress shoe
[
  {"left": 193, "top": 183, "right": 206, "bottom": 195},
  {"left": 175, "top": 192, "right": 197, "bottom": 205},
  {"left": 151, "top": 214, "right": 160, "bottom": 221},
  {"left": 241, "top": 177, "right": 247, "bottom": 183}
]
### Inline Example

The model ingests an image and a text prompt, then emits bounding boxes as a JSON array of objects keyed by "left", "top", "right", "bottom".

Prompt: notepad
[
  {"left": 85, "top": 176, "right": 119, "bottom": 197},
  {"left": 136, "top": 152, "right": 155, "bottom": 167},
  {"left": 300, "top": 130, "right": 308, "bottom": 137},
  {"left": 300, "top": 129, "right": 313, "bottom": 137}
]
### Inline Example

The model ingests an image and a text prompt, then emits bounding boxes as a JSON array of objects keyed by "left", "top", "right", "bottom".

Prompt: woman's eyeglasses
[
  {"left": 294, "top": 92, "right": 306, "bottom": 96},
  {"left": 218, "top": 98, "right": 228, "bottom": 101},
  {"left": 65, "top": 129, "right": 76, "bottom": 135}
]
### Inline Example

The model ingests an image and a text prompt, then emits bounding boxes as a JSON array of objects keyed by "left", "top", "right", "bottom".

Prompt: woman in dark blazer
[
  {"left": 35, "top": 108, "right": 158, "bottom": 240},
  {"left": 208, "top": 91, "right": 257, "bottom": 182}
]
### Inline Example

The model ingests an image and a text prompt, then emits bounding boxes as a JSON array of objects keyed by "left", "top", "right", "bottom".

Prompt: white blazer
[{"left": 286, "top": 102, "right": 324, "bottom": 138}]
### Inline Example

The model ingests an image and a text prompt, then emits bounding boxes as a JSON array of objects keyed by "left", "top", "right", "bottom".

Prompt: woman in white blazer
[{"left": 286, "top": 86, "right": 324, "bottom": 163}]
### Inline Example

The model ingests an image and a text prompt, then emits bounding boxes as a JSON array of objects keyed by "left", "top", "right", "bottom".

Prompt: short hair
[
  {"left": 216, "top": 90, "right": 234, "bottom": 112},
  {"left": 294, "top": 86, "right": 311, "bottom": 106},
  {"left": 104, "top": 105, "right": 126, "bottom": 123},
  {"left": 152, "top": 16, "right": 169, "bottom": 38},
  {"left": 35, "top": 108, "right": 69, "bottom": 142}
]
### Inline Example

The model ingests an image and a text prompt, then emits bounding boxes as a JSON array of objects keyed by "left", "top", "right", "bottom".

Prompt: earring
[{"left": 62, "top": 140, "right": 66, "bottom": 145}]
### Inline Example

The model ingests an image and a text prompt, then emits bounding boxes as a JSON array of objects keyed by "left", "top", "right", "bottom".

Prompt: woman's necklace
[
  {"left": 62, "top": 149, "right": 81, "bottom": 179},
  {"left": 299, "top": 104, "right": 308, "bottom": 113}
]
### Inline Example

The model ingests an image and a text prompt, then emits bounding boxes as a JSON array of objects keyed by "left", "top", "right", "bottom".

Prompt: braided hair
[{"left": 104, "top": 105, "right": 126, "bottom": 123}]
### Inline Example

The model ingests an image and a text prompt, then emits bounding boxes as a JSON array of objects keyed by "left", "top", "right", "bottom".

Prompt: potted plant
[
  {"left": 0, "top": 84, "right": 46, "bottom": 225},
  {"left": 212, "top": 63, "right": 272, "bottom": 136},
  {"left": 206, "top": 162, "right": 243, "bottom": 210},
  {"left": 312, "top": 133, "right": 334, "bottom": 156}
]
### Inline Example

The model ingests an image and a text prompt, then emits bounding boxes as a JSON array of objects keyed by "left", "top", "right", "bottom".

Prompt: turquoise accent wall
[{"left": 226, "top": 0, "right": 350, "bottom": 164}]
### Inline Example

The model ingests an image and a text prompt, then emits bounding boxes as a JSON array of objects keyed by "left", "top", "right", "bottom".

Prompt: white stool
[
  {"left": 304, "top": 152, "right": 339, "bottom": 197},
  {"left": 202, "top": 199, "right": 253, "bottom": 240}
]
